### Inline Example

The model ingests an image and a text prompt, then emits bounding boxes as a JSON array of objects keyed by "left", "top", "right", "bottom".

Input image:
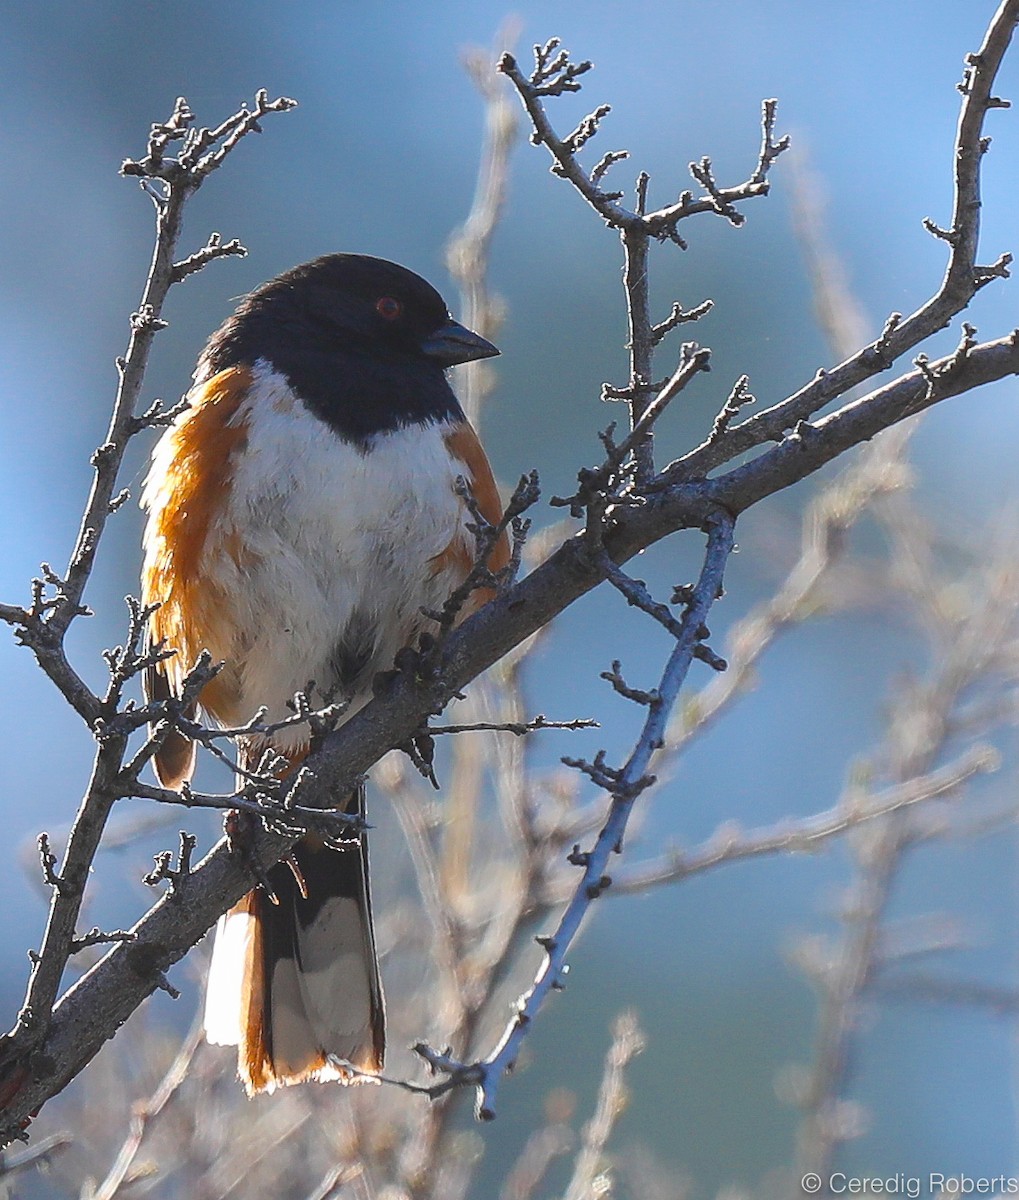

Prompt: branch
[
  {"left": 675, "top": 0, "right": 1018, "bottom": 478},
  {"left": 4, "top": 312, "right": 1017, "bottom": 1145},
  {"left": 411, "top": 512, "right": 735, "bottom": 1119},
  {"left": 170, "top": 231, "right": 246, "bottom": 283},
  {"left": 553, "top": 341, "right": 712, "bottom": 519},
  {"left": 3, "top": 12, "right": 1018, "bottom": 1144},
  {"left": 0, "top": 1132, "right": 71, "bottom": 1182},
  {"left": 427, "top": 715, "right": 598, "bottom": 736},
  {"left": 498, "top": 47, "right": 787, "bottom": 238},
  {"left": 445, "top": 34, "right": 521, "bottom": 426},
  {"left": 499, "top": 39, "right": 786, "bottom": 483},
  {"left": 603, "top": 744, "right": 998, "bottom": 893},
  {"left": 58, "top": 90, "right": 291, "bottom": 641},
  {"left": 562, "top": 1013, "right": 645, "bottom": 1200},
  {"left": 6, "top": 308, "right": 1016, "bottom": 1142},
  {"left": 703, "top": 330, "right": 1019, "bottom": 515},
  {"left": 0, "top": 91, "right": 296, "bottom": 1143}
]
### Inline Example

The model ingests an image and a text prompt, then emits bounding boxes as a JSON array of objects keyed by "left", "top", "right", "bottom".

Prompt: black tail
[{"left": 204, "top": 789, "right": 385, "bottom": 1094}]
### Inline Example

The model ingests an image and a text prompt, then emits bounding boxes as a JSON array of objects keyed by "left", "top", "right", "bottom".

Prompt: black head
[{"left": 198, "top": 254, "right": 499, "bottom": 445}]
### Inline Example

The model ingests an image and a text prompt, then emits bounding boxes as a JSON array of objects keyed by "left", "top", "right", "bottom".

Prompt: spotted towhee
[{"left": 140, "top": 254, "right": 508, "bottom": 1094}]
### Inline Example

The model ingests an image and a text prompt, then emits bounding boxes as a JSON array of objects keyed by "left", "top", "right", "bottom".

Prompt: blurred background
[{"left": 2, "top": 1, "right": 1019, "bottom": 1197}]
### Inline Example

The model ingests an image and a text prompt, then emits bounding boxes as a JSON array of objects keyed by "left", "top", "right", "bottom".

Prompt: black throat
[
  {"left": 263, "top": 341, "right": 464, "bottom": 447},
  {"left": 201, "top": 312, "right": 465, "bottom": 448}
]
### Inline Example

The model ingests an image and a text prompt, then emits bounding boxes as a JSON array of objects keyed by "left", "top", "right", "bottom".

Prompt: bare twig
[
  {"left": 603, "top": 745, "right": 998, "bottom": 895},
  {"left": 445, "top": 34, "right": 521, "bottom": 426},
  {"left": 0, "top": 90, "right": 296, "bottom": 1139},
  {"left": 170, "top": 232, "right": 246, "bottom": 283},
  {"left": 428, "top": 715, "right": 597, "bottom": 736},
  {"left": 563, "top": 1013, "right": 645, "bottom": 1200},
  {"left": 88, "top": 1011, "right": 204, "bottom": 1200},
  {"left": 675, "top": 0, "right": 1018, "bottom": 479},
  {"left": 0, "top": 1132, "right": 71, "bottom": 1182},
  {"left": 499, "top": 42, "right": 786, "bottom": 482},
  {"left": 69, "top": 928, "right": 135, "bottom": 956}
]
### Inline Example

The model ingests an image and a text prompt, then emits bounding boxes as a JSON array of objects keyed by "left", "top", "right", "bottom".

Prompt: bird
[{"left": 140, "top": 253, "right": 508, "bottom": 1095}]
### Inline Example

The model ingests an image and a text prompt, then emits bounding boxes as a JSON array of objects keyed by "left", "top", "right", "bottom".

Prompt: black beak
[{"left": 420, "top": 319, "right": 500, "bottom": 367}]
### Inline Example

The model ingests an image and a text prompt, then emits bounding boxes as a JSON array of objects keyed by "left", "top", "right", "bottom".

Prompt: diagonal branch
[
  {"left": 5, "top": 306, "right": 1018, "bottom": 1146},
  {"left": 675, "top": 0, "right": 1018, "bottom": 479},
  {"left": 412, "top": 511, "right": 736, "bottom": 1119}
]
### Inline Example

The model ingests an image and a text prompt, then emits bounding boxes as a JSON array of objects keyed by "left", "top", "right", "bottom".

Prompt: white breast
[{"left": 202, "top": 361, "right": 469, "bottom": 748}]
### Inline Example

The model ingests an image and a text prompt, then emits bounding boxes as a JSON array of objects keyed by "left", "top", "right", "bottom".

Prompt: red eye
[{"left": 375, "top": 296, "right": 402, "bottom": 320}]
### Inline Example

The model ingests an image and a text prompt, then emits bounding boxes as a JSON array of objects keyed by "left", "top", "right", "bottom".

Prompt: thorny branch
[
  {"left": 0, "top": 89, "right": 297, "bottom": 1143},
  {"left": 411, "top": 513, "right": 736, "bottom": 1119},
  {"left": 500, "top": 39, "right": 787, "bottom": 480},
  {"left": 672, "top": 1, "right": 1018, "bottom": 480},
  {"left": 2, "top": 1, "right": 1019, "bottom": 1151}
]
